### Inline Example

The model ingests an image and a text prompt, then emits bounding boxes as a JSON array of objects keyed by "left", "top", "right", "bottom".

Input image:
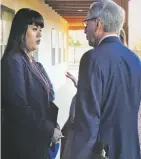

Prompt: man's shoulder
[
  {"left": 80, "top": 47, "right": 106, "bottom": 67},
  {"left": 80, "top": 49, "right": 98, "bottom": 62},
  {"left": 82, "top": 49, "right": 94, "bottom": 57},
  {"left": 79, "top": 49, "right": 102, "bottom": 75}
]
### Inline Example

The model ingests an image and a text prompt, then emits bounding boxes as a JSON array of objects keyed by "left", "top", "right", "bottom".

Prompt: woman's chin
[{"left": 31, "top": 46, "right": 38, "bottom": 52}]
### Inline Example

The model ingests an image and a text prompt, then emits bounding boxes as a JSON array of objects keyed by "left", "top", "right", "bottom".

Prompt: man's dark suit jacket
[
  {"left": 71, "top": 37, "right": 141, "bottom": 159},
  {"left": 1, "top": 52, "right": 58, "bottom": 159}
]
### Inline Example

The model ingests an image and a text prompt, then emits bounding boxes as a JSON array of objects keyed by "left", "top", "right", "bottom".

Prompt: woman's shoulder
[
  {"left": 9, "top": 51, "right": 25, "bottom": 60},
  {"left": 2, "top": 51, "right": 26, "bottom": 68}
]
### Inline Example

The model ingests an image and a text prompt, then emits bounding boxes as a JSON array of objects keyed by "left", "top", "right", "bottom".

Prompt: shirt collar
[{"left": 98, "top": 34, "right": 119, "bottom": 45}]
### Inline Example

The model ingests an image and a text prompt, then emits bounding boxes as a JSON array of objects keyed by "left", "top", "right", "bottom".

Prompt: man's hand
[{"left": 66, "top": 72, "right": 77, "bottom": 88}]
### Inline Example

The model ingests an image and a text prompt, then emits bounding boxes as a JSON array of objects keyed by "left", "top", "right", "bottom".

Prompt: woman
[
  {"left": 1, "top": 8, "right": 62, "bottom": 159},
  {"left": 60, "top": 72, "right": 77, "bottom": 159}
]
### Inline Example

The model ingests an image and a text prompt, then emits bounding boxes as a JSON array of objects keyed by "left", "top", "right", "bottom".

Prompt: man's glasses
[
  {"left": 82, "top": 21, "right": 88, "bottom": 28},
  {"left": 82, "top": 17, "right": 98, "bottom": 28}
]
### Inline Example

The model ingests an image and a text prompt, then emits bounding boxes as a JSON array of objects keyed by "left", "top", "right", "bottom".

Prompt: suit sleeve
[
  {"left": 71, "top": 52, "right": 103, "bottom": 159},
  {"left": 3, "top": 56, "right": 54, "bottom": 140}
]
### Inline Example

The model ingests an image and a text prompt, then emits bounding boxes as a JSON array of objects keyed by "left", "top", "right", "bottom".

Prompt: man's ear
[{"left": 96, "top": 18, "right": 102, "bottom": 31}]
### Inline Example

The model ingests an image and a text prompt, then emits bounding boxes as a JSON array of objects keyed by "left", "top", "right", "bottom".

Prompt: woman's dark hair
[{"left": 2, "top": 8, "right": 44, "bottom": 58}]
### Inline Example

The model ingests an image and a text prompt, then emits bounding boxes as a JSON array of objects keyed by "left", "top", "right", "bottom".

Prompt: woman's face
[{"left": 25, "top": 24, "right": 42, "bottom": 53}]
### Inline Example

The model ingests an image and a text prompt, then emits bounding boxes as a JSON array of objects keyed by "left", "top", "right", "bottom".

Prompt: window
[
  {"left": 51, "top": 28, "right": 56, "bottom": 65},
  {"left": 63, "top": 34, "right": 67, "bottom": 62},
  {"left": 0, "top": 5, "right": 15, "bottom": 58},
  {"left": 58, "top": 32, "right": 63, "bottom": 64}
]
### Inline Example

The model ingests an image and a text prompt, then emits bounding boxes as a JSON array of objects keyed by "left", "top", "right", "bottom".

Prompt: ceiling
[{"left": 45, "top": 0, "right": 129, "bottom": 30}]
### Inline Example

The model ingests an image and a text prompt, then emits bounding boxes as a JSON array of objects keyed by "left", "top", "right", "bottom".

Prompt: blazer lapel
[{"left": 21, "top": 55, "right": 49, "bottom": 99}]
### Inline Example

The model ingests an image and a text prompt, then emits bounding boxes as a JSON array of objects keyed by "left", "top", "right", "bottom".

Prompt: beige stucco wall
[{"left": 1, "top": 0, "right": 69, "bottom": 90}]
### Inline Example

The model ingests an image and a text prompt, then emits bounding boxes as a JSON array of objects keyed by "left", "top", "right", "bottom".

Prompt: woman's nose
[{"left": 37, "top": 30, "right": 42, "bottom": 38}]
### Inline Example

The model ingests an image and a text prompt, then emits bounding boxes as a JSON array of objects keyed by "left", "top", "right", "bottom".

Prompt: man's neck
[{"left": 99, "top": 32, "right": 118, "bottom": 45}]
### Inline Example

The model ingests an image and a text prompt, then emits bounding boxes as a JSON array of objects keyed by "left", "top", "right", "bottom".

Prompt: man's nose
[{"left": 84, "top": 26, "right": 87, "bottom": 34}]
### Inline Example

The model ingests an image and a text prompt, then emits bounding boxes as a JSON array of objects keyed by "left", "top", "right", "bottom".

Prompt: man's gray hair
[{"left": 88, "top": 0, "right": 125, "bottom": 33}]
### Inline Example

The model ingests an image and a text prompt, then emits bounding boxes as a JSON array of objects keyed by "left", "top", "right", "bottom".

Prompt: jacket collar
[
  {"left": 99, "top": 34, "right": 119, "bottom": 45},
  {"left": 99, "top": 36, "right": 121, "bottom": 45}
]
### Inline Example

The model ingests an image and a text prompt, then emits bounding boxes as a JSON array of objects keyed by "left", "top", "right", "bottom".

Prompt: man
[{"left": 70, "top": 0, "right": 141, "bottom": 159}]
